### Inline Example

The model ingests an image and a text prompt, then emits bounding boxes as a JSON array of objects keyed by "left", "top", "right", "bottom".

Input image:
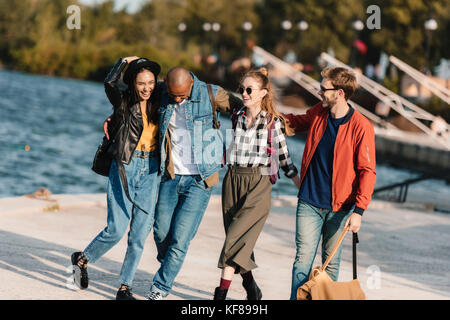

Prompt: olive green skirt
[{"left": 218, "top": 166, "right": 272, "bottom": 273}]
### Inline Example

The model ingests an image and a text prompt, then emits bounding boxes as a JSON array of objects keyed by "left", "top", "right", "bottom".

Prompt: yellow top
[{"left": 136, "top": 108, "right": 158, "bottom": 152}]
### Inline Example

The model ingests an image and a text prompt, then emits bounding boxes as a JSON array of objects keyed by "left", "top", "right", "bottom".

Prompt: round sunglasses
[{"left": 238, "top": 87, "right": 257, "bottom": 95}]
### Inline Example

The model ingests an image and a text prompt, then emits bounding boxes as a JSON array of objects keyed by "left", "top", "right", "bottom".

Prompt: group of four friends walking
[{"left": 71, "top": 55, "right": 376, "bottom": 300}]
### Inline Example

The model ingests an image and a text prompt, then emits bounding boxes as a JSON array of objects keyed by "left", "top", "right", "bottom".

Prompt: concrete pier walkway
[{"left": 0, "top": 194, "right": 449, "bottom": 300}]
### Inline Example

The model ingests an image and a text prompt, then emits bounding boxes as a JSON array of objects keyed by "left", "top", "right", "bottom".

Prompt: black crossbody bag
[{"left": 92, "top": 120, "right": 123, "bottom": 177}]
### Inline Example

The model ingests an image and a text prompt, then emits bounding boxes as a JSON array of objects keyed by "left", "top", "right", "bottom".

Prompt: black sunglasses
[
  {"left": 168, "top": 92, "right": 189, "bottom": 99},
  {"left": 238, "top": 87, "right": 253, "bottom": 95},
  {"left": 320, "top": 85, "right": 340, "bottom": 92}
]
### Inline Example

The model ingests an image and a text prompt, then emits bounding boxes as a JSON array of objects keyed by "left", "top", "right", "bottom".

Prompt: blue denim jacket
[{"left": 158, "top": 73, "right": 223, "bottom": 182}]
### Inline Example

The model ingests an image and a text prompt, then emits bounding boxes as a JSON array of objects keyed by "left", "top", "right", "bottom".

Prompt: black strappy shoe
[
  {"left": 116, "top": 285, "right": 137, "bottom": 300},
  {"left": 71, "top": 252, "right": 89, "bottom": 289}
]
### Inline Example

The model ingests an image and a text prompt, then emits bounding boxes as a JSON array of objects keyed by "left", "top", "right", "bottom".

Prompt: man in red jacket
[{"left": 284, "top": 67, "right": 376, "bottom": 300}]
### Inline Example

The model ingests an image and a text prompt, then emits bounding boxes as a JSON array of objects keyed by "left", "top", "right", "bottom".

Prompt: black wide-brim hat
[{"left": 123, "top": 58, "right": 161, "bottom": 86}]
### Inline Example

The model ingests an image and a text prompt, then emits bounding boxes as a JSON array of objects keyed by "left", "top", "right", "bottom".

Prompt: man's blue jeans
[
  {"left": 290, "top": 200, "right": 352, "bottom": 300},
  {"left": 83, "top": 151, "right": 160, "bottom": 287},
  {"left": 150, "top": 174, "right": 212, "bottom": 297}
]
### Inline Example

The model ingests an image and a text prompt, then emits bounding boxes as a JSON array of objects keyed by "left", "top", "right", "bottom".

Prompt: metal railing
[
  {"left": 252, "top": 46, "right": 395, "bottom": 129},
  {"left": 389, "top": 55, "right": 450, "bottom": 105},
  {"left": 320, "top": 52, "right": 450, "bottom": 150},
  {"left": 373, "top": 171, "right": 450, "bottom": 203}
]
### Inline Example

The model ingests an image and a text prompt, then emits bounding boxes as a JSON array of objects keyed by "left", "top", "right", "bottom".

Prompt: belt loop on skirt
[{"left": 227, "top": 165, "right": 268, "bottom": 175}]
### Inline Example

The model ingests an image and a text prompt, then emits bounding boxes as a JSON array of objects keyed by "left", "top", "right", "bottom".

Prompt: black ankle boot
[
  {"left": 213, "top": 287, "right": 228, "bottom": 300},
  {"left": 243, "top": 279, "right": 262, "bottom": 300}
]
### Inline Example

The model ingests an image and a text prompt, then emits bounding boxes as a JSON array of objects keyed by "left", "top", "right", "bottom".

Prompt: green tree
[
  {"left": 367, "top": 0, "right": 449, "bottom": 70},
  {"left": 173, "top": 0, "right": 259, "bottom": 62},
  {"left": 1, "top": 0, "right": 448, "bottom": 82},
  {"left": 255, "top": 0, "right": 365, "bottom": 65}
]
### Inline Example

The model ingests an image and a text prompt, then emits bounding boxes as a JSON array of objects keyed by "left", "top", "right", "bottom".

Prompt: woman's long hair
[
  {"left": 240, "top": 68, "right": 294, "bottom": 136},
  {"left": 125, "top": 67, "right": 159, "bottom": 125}
]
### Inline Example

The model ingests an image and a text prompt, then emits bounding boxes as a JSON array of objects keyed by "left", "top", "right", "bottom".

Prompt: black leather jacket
[{"left": 104, "top": 58, "right": 160, "bottom": 164}]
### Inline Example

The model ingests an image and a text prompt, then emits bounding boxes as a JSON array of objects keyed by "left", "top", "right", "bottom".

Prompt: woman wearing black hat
[{"left": 71, "top": 56, "right": 162, "bottom": 300}]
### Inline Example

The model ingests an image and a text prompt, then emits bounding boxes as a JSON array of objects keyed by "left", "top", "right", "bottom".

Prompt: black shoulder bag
[{"left": 92, "top": 115, "right": 123, "bottom": 177}]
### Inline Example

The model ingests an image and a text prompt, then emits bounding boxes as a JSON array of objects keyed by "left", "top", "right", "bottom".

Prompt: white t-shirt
[{"left": 168, "top": 100, "right": 200, "bottom": 175}]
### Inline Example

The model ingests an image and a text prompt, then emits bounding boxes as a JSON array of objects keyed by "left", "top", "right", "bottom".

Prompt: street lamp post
[
  {"left": 212, "top": 22, "right": 221, "bottom": 55},
  {"left": 424, "top": 18, "right": 438, "bottom": 74},
  {"left": 202, "top": 22, "right": 221, "bottom": 61},
  {"left": 280, "top": 20, "right": 293, "bottom": 57},
  {"left": 178, "top": 22, "right": 187, "bottom": 50},
  {"left": 279, "top": 19, "right": 308, "bottom": 62},
  {"left": 350, "top": 18, "right": 364, "bottom": 67},
  {"left": 201, "top": 22, "right": 212, "bottom": 61},
  {"left": 297, "top": 20, "right": 308, "bottom": 60},
  {"left": 242, "top": 21, "right": 253, "bottom": 57}
]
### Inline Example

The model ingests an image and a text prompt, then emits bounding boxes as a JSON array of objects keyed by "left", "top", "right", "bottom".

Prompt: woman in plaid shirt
[{"left": 214, "top": 68, "right": 300, "bottom": 300}]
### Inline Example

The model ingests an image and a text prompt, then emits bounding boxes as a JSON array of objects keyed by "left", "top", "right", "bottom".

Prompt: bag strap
[
  {"left": 266, "top": 115, "right": 275, "bottom": 164},
  {"left": 267, "top": 114, "right": 274, "bottom": 144},
  {"left": 116, "top": 159, "right": 149, "bottom": 215},
  {"left": 207, "top": 84, "right": 221, "bottom": 129},
  {"left": 322, "top": 224, "right": 359, "bottom": 279},
  {"left": 231, "top": 107, "right": 243, "bottom": 130},
  {"left": 114, "top": 108, "right": 149, "bottom": 215}
]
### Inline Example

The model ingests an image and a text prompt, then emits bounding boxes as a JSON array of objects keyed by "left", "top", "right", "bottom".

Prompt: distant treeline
[{"left": 0, "top": 0, "right": 448, "bottom": 85}]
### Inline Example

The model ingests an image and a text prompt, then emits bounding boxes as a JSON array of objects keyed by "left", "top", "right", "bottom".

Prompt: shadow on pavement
[
  {"left": 261, "top": 209, "right": 450, "bottom": 298},
  {"left": 0, "top": 229, "right": 215, "bottom": 300}
]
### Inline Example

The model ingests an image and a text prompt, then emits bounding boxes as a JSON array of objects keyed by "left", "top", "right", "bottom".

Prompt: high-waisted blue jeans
[{"left": 83, "top": 150, "right": 160, "bottom": 286}]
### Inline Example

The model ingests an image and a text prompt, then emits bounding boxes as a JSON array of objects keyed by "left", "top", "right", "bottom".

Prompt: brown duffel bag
[{"left": 297, "top": 225, "right": 366, "bottom": 300}]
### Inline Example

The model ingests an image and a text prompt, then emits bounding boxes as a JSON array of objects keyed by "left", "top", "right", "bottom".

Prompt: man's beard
[{"left": 322, "top": 96, "right": 337, "bottom": 108}]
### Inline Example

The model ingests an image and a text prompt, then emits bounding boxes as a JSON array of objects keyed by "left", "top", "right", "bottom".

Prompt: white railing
[
  {"left": 389, "top": 55, "right": 450, "bottom": 105},
  {"left": 319, "top": 52, "right": 450, "bottom": 150},
  {"left": 252, "top": 46, "right": 394, "bottom": 129}
]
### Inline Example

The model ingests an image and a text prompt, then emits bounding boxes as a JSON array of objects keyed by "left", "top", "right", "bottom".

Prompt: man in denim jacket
[{"left": 147, "top": 67, "right": 241, "bottom": 299}]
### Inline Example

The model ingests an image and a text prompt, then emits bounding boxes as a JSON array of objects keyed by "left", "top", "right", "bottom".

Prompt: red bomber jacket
[{"left": 284, "top": 102, "right": 377, "bottom": 214}]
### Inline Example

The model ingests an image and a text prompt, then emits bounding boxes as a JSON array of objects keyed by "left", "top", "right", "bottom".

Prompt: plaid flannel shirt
[{"left": 226, "top": 108, "right": 298, "bottom": 178}]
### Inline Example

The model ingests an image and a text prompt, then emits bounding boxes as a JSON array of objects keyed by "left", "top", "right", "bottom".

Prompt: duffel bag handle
[
  {"left": 322, "top": 225, "right": 359, "bottom": 279},
  {"left": 322, "top": 225, "right": 350, "bottom": 271}
]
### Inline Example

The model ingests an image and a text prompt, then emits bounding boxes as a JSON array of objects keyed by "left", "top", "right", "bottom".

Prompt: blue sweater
[{"left": 298, "top": 115, "right": 346, "bottom": 210}]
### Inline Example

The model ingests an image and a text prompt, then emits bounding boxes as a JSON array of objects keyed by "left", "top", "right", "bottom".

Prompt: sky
[{"left": 78, "top": 0, "right": 147, "bottom": 13}]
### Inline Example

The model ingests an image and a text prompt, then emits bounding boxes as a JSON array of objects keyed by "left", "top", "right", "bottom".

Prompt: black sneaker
[
  {"left": 213, "top": 287, "right": 228, "bottom": 300},
  {"left": 71, "top": 252, "right": 88, "bottom": 289},
  {"left": 243, "top": 279, "right": 262, "bottom": 300},
  {"left": 116, "top": 286, "right": 137, "bottom": 300}
]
